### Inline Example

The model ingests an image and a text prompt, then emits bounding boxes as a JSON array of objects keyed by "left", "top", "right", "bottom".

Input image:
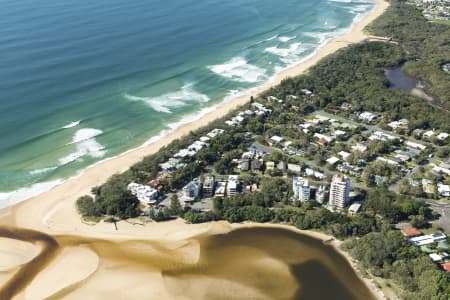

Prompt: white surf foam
[
  {"left": 29, "top": 167, "right": 58, "bottom": 175},
  {"left": 278, "top": 36, "right": 296, "bottom": 43},
  {"left": 125, "top": 84, "right": 210, "bottom": 114},
  {"left": 59, "top": 128, "right": 106, "bottom": 165},
  {"left": 62, "top": 120, "right": 81, "bottom": 129},
  {"left": 208, "top": 57, "right": 267, "bottom": 83},
  {"left": 0, "top": 179, "right": 64, "bottom": 210},
  {"left": 266, "top": 34, "right": 279, "bottom": 41},
  {"left": 265, "top": 43, "right": 307, "bottom": 65},
  {"left": 69, "top": 128, "right": 103, "bottom": 144}
]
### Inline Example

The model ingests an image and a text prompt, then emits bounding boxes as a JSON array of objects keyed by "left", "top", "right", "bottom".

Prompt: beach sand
[{"left": 0, "top": 0, "right": 390, "bottom": 299}]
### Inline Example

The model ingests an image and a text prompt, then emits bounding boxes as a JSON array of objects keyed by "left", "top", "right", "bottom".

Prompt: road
[{"left": 427, "top": 200, "right": 450, "bottom": 233}]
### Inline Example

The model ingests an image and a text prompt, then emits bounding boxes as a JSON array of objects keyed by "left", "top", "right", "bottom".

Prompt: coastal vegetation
[
  {"left": 75, "top": 0, "right": 450, "bottom": 298},
  {"left": 343, "top": 228, "right": 450, "bottom": 299},
  {"left": 366, "top": 0, "right": 450, "bottom": 109}
]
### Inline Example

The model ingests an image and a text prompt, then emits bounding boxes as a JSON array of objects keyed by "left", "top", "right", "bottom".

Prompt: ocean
[{"left": 0, "top": 0, "right": 375, "bottom": 207}]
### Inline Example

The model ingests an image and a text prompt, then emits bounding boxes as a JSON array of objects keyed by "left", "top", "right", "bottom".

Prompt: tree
[
  {"left": 170, "top": 194, "right": 182, "bottom": 215},
  {"left": 409, "top": 215, "right": 427, "bottom": 229},
  {"left": 76, "top": 195, "right": 101, "bottom": 217}
]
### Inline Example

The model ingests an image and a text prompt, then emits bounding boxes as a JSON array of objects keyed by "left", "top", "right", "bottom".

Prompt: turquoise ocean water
[{"left": 0, "top": 0, "right": 374, "bottom": 207}]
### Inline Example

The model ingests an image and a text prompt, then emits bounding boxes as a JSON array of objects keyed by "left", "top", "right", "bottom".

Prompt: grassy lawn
[{"left": 430, "top": 19, "right": 450, "bottom": 26}]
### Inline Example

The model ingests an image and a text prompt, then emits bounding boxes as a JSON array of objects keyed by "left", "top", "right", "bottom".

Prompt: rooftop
[{"left": 402, "top": 228, "right": 422, "bottom": 237}]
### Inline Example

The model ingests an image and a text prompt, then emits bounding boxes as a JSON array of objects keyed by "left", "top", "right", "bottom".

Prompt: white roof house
[
  {"left": 387, "top": 119, "right": 409, "bottom": 129},
  {"left": 423, "top": 130, "right": 435, "bottom": 138},
  {"left": 174, "top": 149, "right": 196, "bottom": 158},
  {"left": 334, "top": 130, "right": 346, "bottom": 136},
  {"left": 338, "top": 151, "right": 351, "bottom": 161},
  {"left": 437, "top": 132, "right": 449, "bottom": 141},
  {"left": 301, "top": 89, "right": 313, "bottom": 96},
  {"left": 288, "top": 163, "right": 302, "bottom": 173},
  {"left": 188, "top": 141, "right": 209, "bottom": 152},
  {"left": 409, "top": 232, "right": 446, "bottom": 246},
  {"left": 182, "top": 179, "right": 200, "bottom": 202},
  {"left": 348, "top": 203, "right": 362, "bottom": 215},
  {"left": 432, "top": 163, "right": 450, "bottom": 176},
  {"left": 437, "top": 183, "right": 450, "bottom": 197},
  {"left": 376, "top": 156, "right": 400, "bottom": 166},
  {"left": 406, "top": 141, "right": 426, "bottom": 151},
  {"left": 270, "top": 135, "right": 284, "bottom": 143},
  {"left": 358, "top": 112, "right": 377, "bottom": 122},
  {"left": 313, "top": 133, "right": 335, "bottom": 143},
  {"left": 429, "top": 253, "right": 448, "bottom": 262},
  {"left": 127, "top": 182, "right": 158, "bottom": 205},
  {"left": 207, "top": 128, "right": 225, "bottom": 138},
  {"left": 369, "top": 131, "right": 397, "bottom": 141},
  {"left": 326, "top": 157, "right": 340, "bottom": 165},
  {"left": 199, "top": 136, "right": 211, "bottom": 143},
  {"left": 352, "top": 143, "right": 367, "bottom": 153}
]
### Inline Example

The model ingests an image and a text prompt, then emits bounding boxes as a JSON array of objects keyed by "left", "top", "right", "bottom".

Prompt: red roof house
[
  {"left": 401, "top": 228, "right": 422, "bottom": 237},
  {"left": 441, "top": 262, "right": 450, "bottom": 273}
]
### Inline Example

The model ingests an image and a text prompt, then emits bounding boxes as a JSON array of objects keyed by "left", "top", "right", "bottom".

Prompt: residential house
[
  {"left": 422, "top": 179, "right": 436, "bottom": 194},
  {"left": 266, "top": 161, "right": 275, "bottom": 170},
  {"left": 127, "top": 182, "right": 159, "bottom": 205},
  {"left": 239, "top": 159, "right": 250, "bottom": 172},
  {"left": 251, "top": 160, "right": 263, "bottom": 172},
  {"left": 277, "top": 161, "right": 287, "bottom": 172},
  {"left": 352, "top": 143, "right": 368, "bottom": 153},
  {"left": 437, "top": 132, "right": 449, "bottom": 141},
  {"left": 207, "top": 128, "right": 225, "bottom": 138},
  {"left": 423, "top": 130, "right": 435, "bottom": 138},
  {"left": 182, "top": 179, "right": 200, "bottom": 203},
  {"left": 401, "top": 228, "right": 422, "bottom": 237},
  {"left": 432, "top": 162, "right": 450, "bottom": 176},
  {"left": 406, "top": 141, "right": 427, "bottom": 151},
  {"left": 358, "top": 111, "right": 377, "bottom": 123},
  {"left": 348, "top": 203, "right": 362, "bottom": 215},
  {"left": 437, "top": 183, "right": 450, "bottom": 197},
  {"left": 227, "top": 175, "right": 240, "bottom": 197},
  {"left": 326, "top": 156, "right": 340, "bottom": 165},
  {"left": 388, "top": 119, "right": 409, "bottom": 130},
  {"left": 214, "top": 181, "right": 226, "bottom": 197},
  {"left": 202, "top": 175, "right": 215, "bottom": 198},
  {"left": 338, "top": 151, "right": 351, "bottom": 161},
  {"left": 268, "top": 135, "right": 284, "bottom": 146},
  {"left": 288, "top": 163, "right": 302, "bottom": 173}
]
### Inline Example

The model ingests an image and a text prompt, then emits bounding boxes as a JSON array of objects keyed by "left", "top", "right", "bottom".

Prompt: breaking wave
[
  {"left": 208, "top": 57, "right": 267, "bottom": 83},
  {"left": 0, "top": 180, "right": 63, "bottom": 209},
  {"left": 125, "top": 84, "right": 210, "bottom": 114},
  {"left": 265, "top": 43, "right": 307, "bottom": 65},
  {"left": 29, "top": 167, "right": 58, "bottom": 175},
  {"left": 59, "top": 128, "right": 106, "bottom": 165},
  {"left": 62, "top": 121, "right": 80, "bottom": 129},
  {"left": 278, "top": 36, "right": 296, "bottom": 42}
]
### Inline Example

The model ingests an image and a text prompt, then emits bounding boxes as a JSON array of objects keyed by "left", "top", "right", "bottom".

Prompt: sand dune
[
  {"left": 0, "top": 238, "right": 40, "bottom": 272},
  {"left": 22, "top": 246, "right": 99, "bottom": 300}
]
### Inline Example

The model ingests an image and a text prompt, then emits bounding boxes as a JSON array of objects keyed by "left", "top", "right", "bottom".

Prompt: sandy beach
[{"left": 0, "top": 0, "right": 390, "bottom": 299}]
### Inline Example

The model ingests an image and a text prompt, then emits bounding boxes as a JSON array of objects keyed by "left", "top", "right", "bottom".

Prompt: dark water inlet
[{"left": 384, "top": 67, "right": 419, "bottom": 92}]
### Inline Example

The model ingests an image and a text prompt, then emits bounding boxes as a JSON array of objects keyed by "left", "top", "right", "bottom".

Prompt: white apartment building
[
  {"left": 293, "top": 176, "right": 310, "bottom": 202},
  {"left": 329, "top": 175, "right": 351, "bottom": 209}
]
